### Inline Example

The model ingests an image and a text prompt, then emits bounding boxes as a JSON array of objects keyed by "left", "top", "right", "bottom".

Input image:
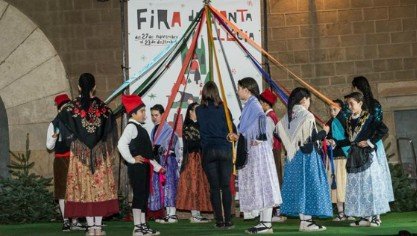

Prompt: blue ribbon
[
  {"left": 104, "top": 39, "right": 179, "bottom": 104},
  {"left": 213, "top": 13, "right": 289, "bottom": 104}
]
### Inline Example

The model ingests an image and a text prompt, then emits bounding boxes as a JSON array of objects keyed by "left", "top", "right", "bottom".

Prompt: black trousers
[
  {"left": 128, "top": 163, "right": 150, "bottom": 211},
  {"left": 202, "top": 148, "right": 233, "bottom": 223}
]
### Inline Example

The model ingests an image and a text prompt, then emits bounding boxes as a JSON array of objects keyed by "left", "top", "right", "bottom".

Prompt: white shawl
[{"left": 275, "top": 105, "right": 317, "bottom": 161}]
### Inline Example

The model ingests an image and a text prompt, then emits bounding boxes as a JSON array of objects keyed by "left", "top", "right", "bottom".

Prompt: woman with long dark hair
[
  {"left": 58, "top": 73, "right": 119, "bottom": 236},
  {"left": 195, "top": 81, "right": 235, "bottom": 229},
  {"left": 176, "top": 102, "right": 212, "bottom": 223},
  {"left": 351, "top": 76, "right": 394, "bottom": 224},
  {"left": 330, "top": 92, "right": 390, "bottom": 227},
  {"left": 276, "top": 87, "right": 332, "bottom": 232},
  {"left": 228, "top": 77, "right": 282, "bottom": 234}
]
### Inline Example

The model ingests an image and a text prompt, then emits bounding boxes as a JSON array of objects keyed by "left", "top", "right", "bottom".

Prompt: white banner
[{"left": 127, "top": 0, "right": 263, "bottom": 135}]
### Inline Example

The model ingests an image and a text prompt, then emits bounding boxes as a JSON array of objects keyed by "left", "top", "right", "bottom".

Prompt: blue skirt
[{"left": 281, "top": 148, "right": 333, "bottom": 218}]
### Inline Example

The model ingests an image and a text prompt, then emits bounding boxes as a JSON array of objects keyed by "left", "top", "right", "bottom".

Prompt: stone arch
[{"left": 0, "top": 0, "right": 71, "bottom": 176}]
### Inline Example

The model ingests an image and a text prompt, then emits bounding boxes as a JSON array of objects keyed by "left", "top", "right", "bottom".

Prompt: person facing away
[
  {"left": 57, "top": 73, "right": 119, "bottom": 236},
  {"left": 275, "top": 87, "right": 333, "bottom": 232},
  {"left": 46, "top": 93, "right": 84, "bottom": 232},
  {"left": 195, "top": 81, "right": 235, "bottom": 229}
]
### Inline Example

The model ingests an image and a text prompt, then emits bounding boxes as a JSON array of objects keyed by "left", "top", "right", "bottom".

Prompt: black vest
[
  {"left": 128, "top": 122, "right": 154, "bottom": 160},
  {"left": 51, "top": 117, "right": 70, "bottom": 154}
]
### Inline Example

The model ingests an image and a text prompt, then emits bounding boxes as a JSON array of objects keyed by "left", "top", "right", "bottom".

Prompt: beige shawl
[{"left": 275, "top": 105, "right": 317, "bottom": 161}]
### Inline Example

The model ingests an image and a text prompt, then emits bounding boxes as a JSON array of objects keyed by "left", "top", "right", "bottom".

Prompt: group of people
[{"left": 46, "top": 73, "right": 393, "bottom": 235}]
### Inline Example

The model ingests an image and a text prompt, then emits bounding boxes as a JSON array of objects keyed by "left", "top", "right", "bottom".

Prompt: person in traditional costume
[
  {"left": 351, "top": 76, "right": 394, "bottom": 224},
  {"left": 325, "top": 99, "right": 353, "bottom": 222},
  {"left": 176, "top": 102, "right": 212, "bottom": 223},
  {"left": 228, "top": 77, "right": 282, "bottom": 234},
  {"left": 57, "top": 73, "right": 119, "bottom": 236},
  {"left": 195, "top": 81, "right": 235, "bottom": 229},
  {"left": 259, "top": 88, "right": 286, "bottom": 223},
  {"left": 118, "top": 94, "right": 164, "bottom": 236},
  {"left": 46, "top": 94, "right": 84, "bottom": 232},
  {"left": 275, "top": 87, "right": 332, "bottom": 232},
  {"left": 149, "top": 104, "right": 181, "bottom": 223},
  {"left": 329, "top": 92, "right": 390, "bottom": 227}
]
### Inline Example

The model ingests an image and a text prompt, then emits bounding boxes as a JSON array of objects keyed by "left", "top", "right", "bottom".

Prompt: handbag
[
  {"left": 236, "top": 134, "right": 248, "bottom": 169},
  {"left": 346, "top": 144, "right": 373, "bottom": 173}
]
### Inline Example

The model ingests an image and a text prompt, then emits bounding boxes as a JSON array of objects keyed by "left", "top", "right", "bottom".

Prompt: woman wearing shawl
[
  {"left": 229, "top": 77, "right": 281, "bottom": 234},
  {"left": 176, "top": 102, "right": 212, "bottom": 223},
  {"left": 148, "top": 104, "right": 181, "bottom": 223},
  {"left": 330, "top": 92, "right": 390, "bottom": 227},
  {"left": 275, "top": 87, "right": 332, "bottom": 232},
  {"left": 351, "top": 76, "right": 394, "bottom": 224},
  {"left": 58, "top": 73, "right": 119, "bottom": 236}
]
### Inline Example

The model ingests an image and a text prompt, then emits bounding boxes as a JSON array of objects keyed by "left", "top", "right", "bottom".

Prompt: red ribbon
[
  {"left": 152, "top": 11, "right": 206, "bottom": 144},
  {"left": 142, "top": 159, "right": 154, "bottom": 194}
]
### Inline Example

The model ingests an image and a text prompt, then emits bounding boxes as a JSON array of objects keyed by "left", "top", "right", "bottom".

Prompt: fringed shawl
[
  {"left": 151, "top": 122, "right": 178, "bottom": 152},
  {"left": 238, "top": 96, "right": 267, "bottom": 141},
  {"left": 276, "top": 105, "right": 316, "bottom": 161},
  {"left": 151, "top": 122, "right": 182, "bottom": 158},
  {"left": 58, "top": 97, "right": 117, "bottom": 174}
]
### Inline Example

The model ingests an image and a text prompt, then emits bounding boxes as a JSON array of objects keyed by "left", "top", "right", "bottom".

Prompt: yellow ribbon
[{"left": 206, "top": 7, "right": 237, "bottom": 175}]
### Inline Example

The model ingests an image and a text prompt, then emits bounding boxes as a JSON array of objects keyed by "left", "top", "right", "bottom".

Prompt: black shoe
[
  {"left": 245, "top": 222, "right": 273, "bottom": 234},
  {"left": 62, "top": 220, "right": 71, "bottom": 232},
  {"left": 214, "top": 222, "right": 224, "bottom": 229},
  {"left": 141, "top": 223, "right": 160, "bottom": 235},
  {"left": 224, "top": 222, "right": 235, "bottom": 229}
]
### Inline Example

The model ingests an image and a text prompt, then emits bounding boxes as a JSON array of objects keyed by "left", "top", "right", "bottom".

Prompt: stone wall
[
  {"left": 267, "top": 0, "right": 416, "bottom": 92},
  {"left": 266, "top": 0, "right": 417, "bottom": 159},
  {"left": 5, "top": 0, "right": 124, "bottom": 103}
]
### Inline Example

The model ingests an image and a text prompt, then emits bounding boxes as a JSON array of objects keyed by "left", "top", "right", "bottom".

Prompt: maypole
[
  {"left": 205, "top": 0, "right": 214, "bottom": 81},
  {"left": 205, "top": 1, "right": 237, "bottom": 174}
]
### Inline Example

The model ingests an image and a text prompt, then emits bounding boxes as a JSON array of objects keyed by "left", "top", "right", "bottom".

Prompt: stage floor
[{"left": 0, "top": 211, "right": 416, "bottom": 235}]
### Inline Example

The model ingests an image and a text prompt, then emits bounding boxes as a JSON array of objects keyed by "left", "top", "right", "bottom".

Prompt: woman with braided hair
[
  {"left": 275, "top": 87, "right": 332, "bottom": 232},
  {"left": 58, "top": 73, "right": 119, "bottom": 236}
]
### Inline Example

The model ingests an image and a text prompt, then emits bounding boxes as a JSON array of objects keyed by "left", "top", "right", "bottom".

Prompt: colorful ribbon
[
  {"left": 153, "top": 10, "right": 206, "bottom": 142},
  {"left": 105, "top": 9, "right": 204, "bottom": 104},
  {"left": 206, "top": 6, "right": 237, "bottom": 174},
  {"left": 211, "top": 10, "right": 326, "bottom": 124},
  {"left": 209, "top": 5, "right": 337, "bottom": 108}
]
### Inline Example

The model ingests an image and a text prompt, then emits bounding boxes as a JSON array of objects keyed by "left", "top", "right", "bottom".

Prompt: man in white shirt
[{"left": 46, "top": 94, "right": 84, "bottom": 232}]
